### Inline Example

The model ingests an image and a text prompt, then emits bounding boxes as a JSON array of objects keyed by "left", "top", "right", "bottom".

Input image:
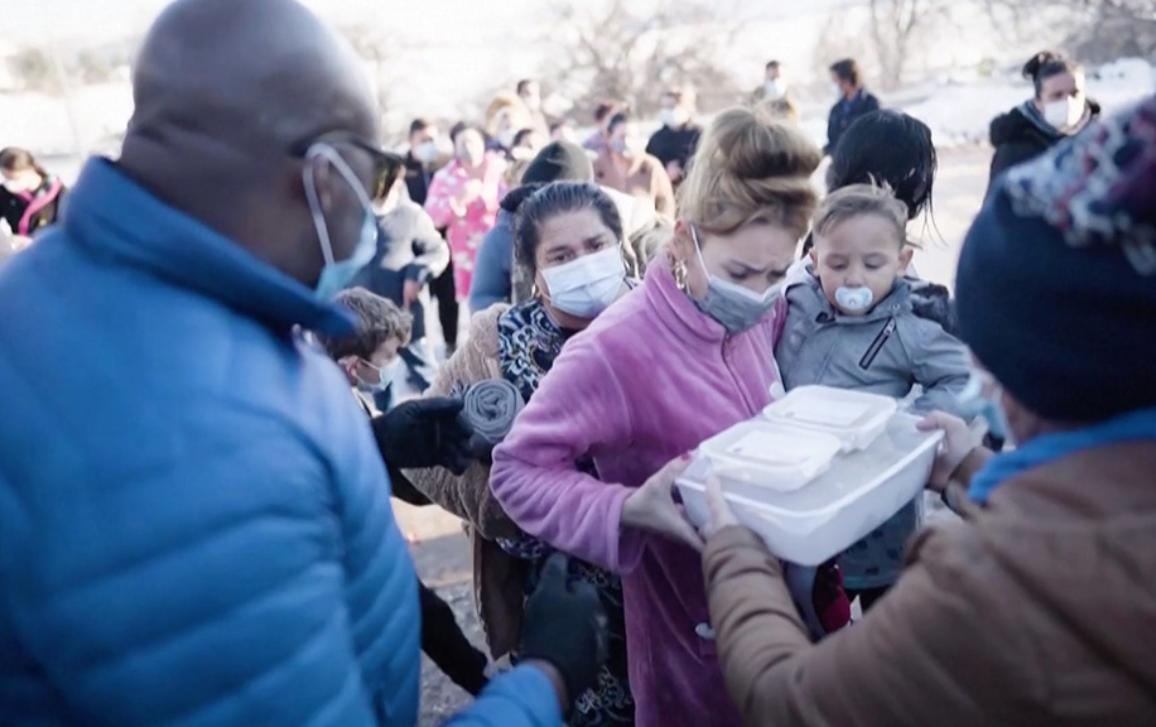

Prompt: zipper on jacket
[{"left": 858, "top": 317, "right": 896, "bottom": 370}]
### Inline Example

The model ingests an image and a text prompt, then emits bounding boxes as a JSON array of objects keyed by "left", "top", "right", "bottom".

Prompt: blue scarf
[{"left": 969, "top": 406, "right": 1156, "bottom": 503}]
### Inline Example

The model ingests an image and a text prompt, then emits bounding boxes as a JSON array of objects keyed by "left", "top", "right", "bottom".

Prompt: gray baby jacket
[{"left": 775, "top": 271, "right": 971, "bottom": 589}]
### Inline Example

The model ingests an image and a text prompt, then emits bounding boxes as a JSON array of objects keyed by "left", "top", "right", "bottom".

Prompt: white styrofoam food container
[
  {"left": 699, "top": 420, "right": 843, "bottom": 492},
  {"left": 763, "top": 385, "right": 898, "bottom": 452},
  {"left": 677, "top": 413, "right": 943, "bottom": 566}
]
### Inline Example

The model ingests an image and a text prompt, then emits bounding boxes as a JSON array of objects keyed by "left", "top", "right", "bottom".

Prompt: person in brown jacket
[
  {"left": 593, "top": 111, "right": 677, "bottom": 216},
  {"left": 405, "top": 181, "right": 637, "bottom": 725},
  {"left": 699, "top": 95, "right": 1156, "bottom": 726}
]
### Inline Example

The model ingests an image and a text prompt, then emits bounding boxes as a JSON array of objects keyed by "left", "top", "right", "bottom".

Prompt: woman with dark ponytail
[
  {"left": 404, "top": 181, "right": 637, "bottom": 725},
  {"left": 987, "top": 51, "right": 1099, "bottom": 190}
]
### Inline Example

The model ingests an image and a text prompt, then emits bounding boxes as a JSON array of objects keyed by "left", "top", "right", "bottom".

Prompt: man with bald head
[{"left": 0, "top": 1, "right": 598, "bottom": 724}]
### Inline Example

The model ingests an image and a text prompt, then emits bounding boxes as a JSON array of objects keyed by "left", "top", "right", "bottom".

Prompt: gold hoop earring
[{"left": 673, "top": 259, "right": 688, "bottom": 291}]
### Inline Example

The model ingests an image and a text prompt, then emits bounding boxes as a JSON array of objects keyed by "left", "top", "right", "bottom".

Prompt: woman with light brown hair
[{"left": 491, "top": 108, "right": 843, "bottom": 727}]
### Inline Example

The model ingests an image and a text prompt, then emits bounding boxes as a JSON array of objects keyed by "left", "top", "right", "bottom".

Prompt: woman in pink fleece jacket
[{"left": 491, "top": 109, "right": 824, "bottom": 727}]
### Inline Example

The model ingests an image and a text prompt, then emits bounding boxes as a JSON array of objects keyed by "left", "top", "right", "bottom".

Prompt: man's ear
[{"left": 305, "top": 154, "right": 335, "bottom": 213}]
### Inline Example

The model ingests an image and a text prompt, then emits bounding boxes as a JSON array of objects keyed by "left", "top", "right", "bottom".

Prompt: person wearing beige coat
[
  {"left": 405, "top": 180, "right": 638, "bottom": 725},
  {"left": 698, "top": 99, "right": 1156, "bottom": 726}
]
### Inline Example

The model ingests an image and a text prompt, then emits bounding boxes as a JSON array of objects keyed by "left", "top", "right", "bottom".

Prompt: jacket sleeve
[
  {"left": 490, "top": 335, "right": 642, "bottom": 574},
  {"left": 906, "top": 317, "right": 972, "bottom": 416},
  {"left": 424, "top": 169, "right": 458, "bottom": 229},
  {"left": 6, "top": 426, "right": 397, "bottom": 725},
  {"left": 407, "top": 206, "right": 450, "bottom": 283},
  {"left": 402, "top": 306, "right": 521, "bottom": 540},
  {"left": 468, "top": 221, "right": 513, "bottom": 313},
  {"left": 443, "top": 664, "right": 561, "bottom": 727},
  {"left": 824, "top": 105, "right": 839, "bottom": 154},
  {"left": 702, "top": 524, "right": 1042, "bottom": 726},
  {"left": 987, "top": 141, "right": 1039, "bottom": 194}
]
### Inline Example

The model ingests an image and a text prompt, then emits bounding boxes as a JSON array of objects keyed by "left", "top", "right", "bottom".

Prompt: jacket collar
[
  {"left": 644, "top": 253, "right": 729, "bottom": 344},
  {"left": 64, "top": 158, "right": 354, "bottom": 338},
  {"left": 1017, "top": 101, "right": 1067, "bottom": 141},
  {"left": 790, "top": 267, "right": 912, "bottom": 325}
]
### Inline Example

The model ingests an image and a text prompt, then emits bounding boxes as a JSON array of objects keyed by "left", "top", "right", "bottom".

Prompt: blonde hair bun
[{"left": 679, "top": 106, "right": 821, "bottom": 238}]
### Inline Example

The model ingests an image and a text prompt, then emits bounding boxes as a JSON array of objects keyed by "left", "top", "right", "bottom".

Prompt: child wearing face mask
[
  {"left": 315, "top": 287, "right": 494, "bottom": 696},
  {"left": 775, "top": 183, "right": 972, "bottom": 611}
]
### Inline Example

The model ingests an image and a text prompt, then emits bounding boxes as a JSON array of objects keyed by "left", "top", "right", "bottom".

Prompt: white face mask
[
  {"left": 1043, "top": 97, "right": 1084, "bottom": 132},
  {"left": 764, "top": 80, "right": 786, "bottom": 100},
  {"left": 458, "top": 137, "right": 485, "bottom": 166},
  {"left": 356, "top": 356, "right": 404, "bottom": 393},
  {"left": 497, "top": 127, "right": 518, "bottom": 150},
  {"left": 541, "top": 246, "right": 626, "bottom": 319},
  {"left": 833, "top": 81, "right": 845, "bottom": 98},
  {"left": 660, "top": 108, "right": 689, "bottom": 128},
  {"left": 3, "top": 176, "right": 39, "bottom": 194},
  {"left": 612, "top": 136, "right": 645, "bottom": 157},
  {"left": 414, "top": 140, "right": 439, "bottom": 164}
]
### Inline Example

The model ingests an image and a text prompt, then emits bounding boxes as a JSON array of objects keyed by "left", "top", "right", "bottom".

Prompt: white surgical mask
[
  {"left": 613, "top": 136, "right": 645, "bottom": 157},
  {"left": 833, "top": 82, "right": 844, "bottom": 98},
  {"left": 356, "top": 356, "right": 403, "bottom": 393},
  {"left": 414, "top": 140, "right": 439, "bottom": 164},
  {"left": 541, "top": 246, "right": 626, "bottom": 319},
  {"left": 690, "top": 225, "right": 783, "bottom": 334},
  {"left": 1043, "top": 97, "right": 1084, "bottom": 132},
  {"left": 764, "top": 80, "right": 786, "bottom": 100},
  {"left": 660, "top": 108, "right": 689, "bottom": 128},
  {"left": 834, "top": 285, "right": 874, "bottom": 313},
  {"left": 303, "top": 143, "right": 379, "bottom": 301},
  {"left": 497, "top": 128, "right": 518, "bottom": 150},
  {"left": 458, "top": 140, "right": 485, "bottom": 167},
  {"left": 3, "top": 176, "right": 39, "bottom": 194}
]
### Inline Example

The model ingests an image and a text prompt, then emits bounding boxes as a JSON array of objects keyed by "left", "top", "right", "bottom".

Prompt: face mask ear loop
[
  {"left": 304, "top": 143, "right": 376, "bottom": 266},
  {"left": 690, "top": 223, "right": 712, "bottom": 281},
  {"left": 304, "top": 146, "right": 337, "bottom": 267}
]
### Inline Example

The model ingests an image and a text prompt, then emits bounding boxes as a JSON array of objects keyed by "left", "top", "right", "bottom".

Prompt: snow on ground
[{"left": 899, "top": 57, "right": 1155, "bottom": 147}]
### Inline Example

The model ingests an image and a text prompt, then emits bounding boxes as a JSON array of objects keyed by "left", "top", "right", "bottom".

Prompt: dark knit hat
[
  {"left": 521, "top": 141, "right": 594, "bottom": 185},
  {"left": 956, "top": 96, "right": 1156, "bottom": 422}
]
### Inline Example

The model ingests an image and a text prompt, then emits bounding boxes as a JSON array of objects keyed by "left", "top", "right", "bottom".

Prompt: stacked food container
[{"left": 677, "top": 386, "right": 943, "bottom": 566}]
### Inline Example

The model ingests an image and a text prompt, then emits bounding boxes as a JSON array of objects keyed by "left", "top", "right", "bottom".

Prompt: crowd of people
[{"left": 0, "top": 0, "right": 1153, "bottom": 725}]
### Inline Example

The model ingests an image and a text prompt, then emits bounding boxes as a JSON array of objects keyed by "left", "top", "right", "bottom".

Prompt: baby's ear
[
  {"left": 809, "top": 246, "right": 819, "bottom": 268},
  {"left": 899, "top": 245, "right": 915, "bottom": 273}
]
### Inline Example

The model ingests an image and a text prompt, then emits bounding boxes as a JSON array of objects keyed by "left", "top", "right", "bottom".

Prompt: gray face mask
[{"left": 690, "top": 225, "right": 784, "bottom": 334}]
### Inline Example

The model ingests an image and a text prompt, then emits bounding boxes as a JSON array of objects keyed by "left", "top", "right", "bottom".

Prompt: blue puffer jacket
[{"left": 0, "top": 159, "right": 560, "bottom": 727}]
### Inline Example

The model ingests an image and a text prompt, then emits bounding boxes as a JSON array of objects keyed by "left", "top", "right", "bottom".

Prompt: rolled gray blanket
[{"left": 459, "top": 379, "right": 526, "bottom": 458}]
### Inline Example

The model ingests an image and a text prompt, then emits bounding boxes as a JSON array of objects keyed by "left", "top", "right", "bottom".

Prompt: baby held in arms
[{"left": 774, "top": 183, "right": 972, "bottom": 611}]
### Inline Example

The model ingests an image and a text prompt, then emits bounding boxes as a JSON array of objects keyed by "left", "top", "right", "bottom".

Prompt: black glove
[
  {"left": 519, "top": 553, "right": 608, "bottom": 711},
  {"left": 371, "top": 397, "right": 474, "bottom": 475}
]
